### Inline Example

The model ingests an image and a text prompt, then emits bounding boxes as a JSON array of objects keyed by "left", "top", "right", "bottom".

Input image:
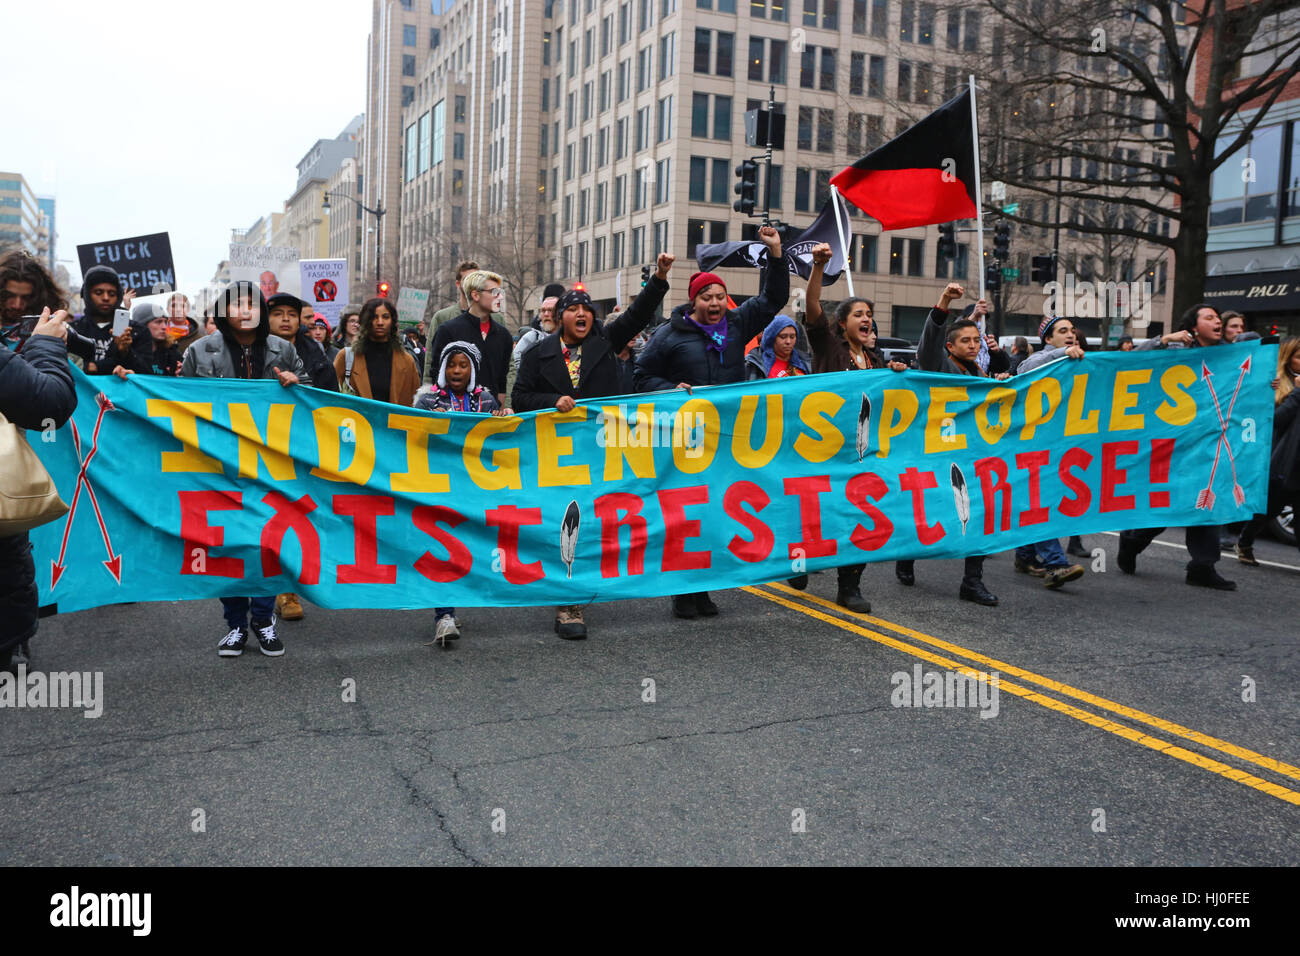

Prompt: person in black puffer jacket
[
  {"left": 634, "top": 225, "right": 788, "bottom": 621},
  {"left": 0, "top": 309, "right": 78, "bottom": 673}
]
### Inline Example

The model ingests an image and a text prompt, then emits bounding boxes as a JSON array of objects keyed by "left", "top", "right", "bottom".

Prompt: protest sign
[
  {"left": 31, "top": 345, "right": 1274, "bottom": 612},
  {"left": 396, "top": 287, "right": 430, "bottom": 326},
  {"left": 76, "top": 232, "right": 176, "bottom": 294},
  {"left": 229, "top": 244, "right": 301, "bottom": 299},
  {"left": 299, "top": 259, "right": 349, "bottom": 325}
]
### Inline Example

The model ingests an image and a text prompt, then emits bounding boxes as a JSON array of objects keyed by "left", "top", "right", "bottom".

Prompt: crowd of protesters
[{"left": 1, "top": 239, "right": 1296, "bottom": 671}]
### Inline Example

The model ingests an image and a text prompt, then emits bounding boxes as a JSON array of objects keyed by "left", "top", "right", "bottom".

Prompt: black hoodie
[{"left": 73, "top": 265, "right": 128, "bottom": 373}]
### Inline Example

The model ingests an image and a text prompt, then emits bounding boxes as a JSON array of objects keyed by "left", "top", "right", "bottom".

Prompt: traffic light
[
  {"left": 993, "top": 221, "right": 1011, "bottom": 260},
  {"left": 937, "top": 222, "right": 956, "bottom": 259},
  {"left": 985, "top": 264, "right": 1002, "bottom": 292},
  {"left": 640, "top": 264, "right": 651, "bottom": 287},
  {"left": 733, "top": 160, "right": 760, "bottom": 216},
  {"left": 1031, "top": 254, "right": 1055, "bottom": 284},
  {"left": 377, "top": 281, "right": 391, "bottom": 297}
]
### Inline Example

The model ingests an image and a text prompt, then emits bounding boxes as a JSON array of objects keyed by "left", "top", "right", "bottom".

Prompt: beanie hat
[
  {"left": 542, "top": 282, "right": 567, "bottom": 300},
  {"left": 688, "top": 272, "right": 726, "bottom": 301},
  {"left": 1039, "top": 315, "right": 1068, "bottom": 345},
  {"left": 313, "top": 316, "right": 331, "bottom": 331}
]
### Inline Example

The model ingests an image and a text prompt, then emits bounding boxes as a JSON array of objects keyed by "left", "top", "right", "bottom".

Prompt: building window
[
  {"left": 692, "top": 92, "right": 709, "bottom": 137},
  {"left": 653, "top": 219, "right": 669, "bottom": 255},
  {"left": 618, "top": 59, "right": 631, "bottom": 101},
  {"left": 798, "top": 106, "right": 813, "bottom": 150},
  {"left": 713, "top": 95, "right": 731, "bottom": 140},
  {"left": 403, "top": 24, "right": 416, "bottom": 46},
  {"left": 657, "top": 95, "right": 673, "bottom": 142},
  {"left": 403, "top": 54, "right": 416, "bottom": 77},
  {"left": 635, "top": 105, "right": 651, "bottom": 151},
  {"left": 659, "top": 32, "right": 675, "bottom": 80},
  {"left": 690, "top": 156, "right": 707, "bottom": 202},
  {"left": 455, "top": 96, "right": 466, "bottom": 122},
  {"left": 795, "top": 167, "right": 810, "bottom": 211},
  {"left": 697, "top": 157, "right": 722, "bottom": 204},
  {"left": 402, "top": 85, "right": 414, "bottom": 107},
  {"left": 612, "top": 232, "right": 625, "bottom": 268},
  {"left": 614, "top": 174, "right": 627, "bottom": 217},
  {"left": 655, "top": 158, "right": 671, "bottom": 204},
  {"left": 633, "top": 167, "right": 648, "bottom": 210},
  {"left": 716, "top": 32, "right": 734, "bottom": 76},
  {"left": 637, "top": 45, "right": 653, "bottom": 91},
  {"left": 596, "top": 182, "right": 607, "bottom": 221},
  {"left": 850, "top": 52, "right": 864, "bottom": 95},
  {"left": 694, "top": 28, "right": 710, "bottom": 73}
]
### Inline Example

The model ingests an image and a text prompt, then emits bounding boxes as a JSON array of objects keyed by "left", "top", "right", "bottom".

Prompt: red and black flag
[{"left": 830, "top": 88, "right": 978, "bottom": 230}]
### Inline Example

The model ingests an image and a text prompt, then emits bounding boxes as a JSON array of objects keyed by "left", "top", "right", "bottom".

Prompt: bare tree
[
  {"left": 972, "top": 0, "right": 1300, "bottom": 322},
  {"left": 461, "top": 198, "right": 548, "bottom": 331}
]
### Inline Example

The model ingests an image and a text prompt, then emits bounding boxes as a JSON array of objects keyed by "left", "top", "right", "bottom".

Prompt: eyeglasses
[{"left": 479, "top": 288, "right": 504, "bottom": 297}]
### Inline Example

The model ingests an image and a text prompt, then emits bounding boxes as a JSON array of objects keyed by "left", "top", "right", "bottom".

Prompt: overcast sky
[{"left": 2, "top": 0, "right": 371, "bottom": 295}]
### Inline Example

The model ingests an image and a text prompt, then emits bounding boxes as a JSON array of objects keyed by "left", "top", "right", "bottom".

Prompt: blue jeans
[
  {"left": 1015, "top": 538, "right": 1069, "bottom": 569},
  {"left": 221, "top": 596, "right": 277, "bottom": 629}
]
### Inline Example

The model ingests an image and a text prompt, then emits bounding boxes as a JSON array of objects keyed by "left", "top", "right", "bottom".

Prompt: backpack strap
[{"left": 344, "top": 346, "right": 355, "bottom": 385}]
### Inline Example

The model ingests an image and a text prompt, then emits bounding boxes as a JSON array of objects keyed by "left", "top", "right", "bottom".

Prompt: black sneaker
[
  {"left": 787, "top": 574, "right": 809, "bottom": 590},
  {"left": 218, "top": 626, "right": 248, "bottom": 657},
  {"left": 672, "top": 594, "right": 697, "bottom": 619},
  {"left": 251, "top": 617, "right": 284, "bottom": 656},
  {"left": 895, "top": 562, "right": 915, "bottom": 586},
  {"left": 12, "top": 641, "right": 31, "bottom": 669},
  {"left": 959, "top": 579, "right": 999, "bottom": 606},
  {"left": 1186, "top": 566, "right": 1237, "bottom": 591}
]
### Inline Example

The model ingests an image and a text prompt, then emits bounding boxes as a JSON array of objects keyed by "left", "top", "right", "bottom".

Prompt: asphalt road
[{"left": 2, "top": 529, "right": 1297, "bottom": 866}]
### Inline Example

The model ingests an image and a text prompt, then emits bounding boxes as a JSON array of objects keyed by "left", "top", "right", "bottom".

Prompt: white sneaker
[{"left": 434, "top": 615, "right": 460, "bottom": 647}]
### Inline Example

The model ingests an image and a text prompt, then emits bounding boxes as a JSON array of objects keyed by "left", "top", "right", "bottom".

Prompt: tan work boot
[
  {"left": 554, "top": 605, "right": 587, "bottom": 640},
  {"left": 276, "top": 593, "right": 305, "bottom": 620}
]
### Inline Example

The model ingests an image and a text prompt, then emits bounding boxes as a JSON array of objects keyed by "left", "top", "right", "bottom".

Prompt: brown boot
[
  {"left": 275, "top": 593, "right": 304, "bottom": 621},
  {"left": 554, "top": 605, "right": 587, "bottom": 640}
]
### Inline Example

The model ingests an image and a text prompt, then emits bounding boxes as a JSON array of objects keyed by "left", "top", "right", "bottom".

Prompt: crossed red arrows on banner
[
  {"left": 1196, "top": 355, "right": 1251, "bottom": 511},
  {"left": 50, "top": 392, "right": 122, "bottom": 590}
]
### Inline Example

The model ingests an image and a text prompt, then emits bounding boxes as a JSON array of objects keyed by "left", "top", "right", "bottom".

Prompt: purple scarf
[{"left": 689, "top": 315, "right": 729, "bottom": 356}]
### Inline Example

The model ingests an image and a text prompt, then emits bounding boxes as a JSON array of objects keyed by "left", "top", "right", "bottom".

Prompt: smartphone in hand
[{"left": 113, "top": 308, "right": 130, "bottom": 336}]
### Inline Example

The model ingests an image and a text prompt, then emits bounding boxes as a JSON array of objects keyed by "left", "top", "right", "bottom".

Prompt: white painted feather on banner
[
  {"left": 560, "top": 500, "right": 580, "bottom": 578},
  {"left": 950, "top": 463, "right": 970, "bottom": 535},
  {"left": 856, "top": 393, "right": 871, "bottom": 463}
]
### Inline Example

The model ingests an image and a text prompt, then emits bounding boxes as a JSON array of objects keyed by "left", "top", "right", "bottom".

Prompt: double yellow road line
[{"left": 741, "top": 581, "right": 1300, "bottom": 807}]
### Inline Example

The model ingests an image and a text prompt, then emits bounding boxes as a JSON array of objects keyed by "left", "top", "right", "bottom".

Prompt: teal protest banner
[{"left": 31, "top": 344, "right": 1275, "bottom": 612}]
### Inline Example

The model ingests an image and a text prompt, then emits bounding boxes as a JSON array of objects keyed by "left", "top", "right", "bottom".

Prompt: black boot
[
  {"left": 672, "top": 594, "right": 698, "bottom": 619},
  {"left": 694, "top": 591, "right": 719, "bottom": 616},
  {"left": 959, "top": 578, "right": 998, "bottom": 606},
  {"left": 1186, "top": 565, "right": 1236, "bottom": 591},
  {"left": 787, "top": 574, "right": 809, "bottom": 590},
  {"left": 895, "top": 560, "right": 915, "bottom": 586},
  {"left": 836, "top": 566, "right": 870, "bottom": 613}
]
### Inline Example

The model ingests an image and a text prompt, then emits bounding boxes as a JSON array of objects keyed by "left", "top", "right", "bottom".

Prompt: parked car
[{"left": 878, "top": 336, "right": 917, "bottom": 367}]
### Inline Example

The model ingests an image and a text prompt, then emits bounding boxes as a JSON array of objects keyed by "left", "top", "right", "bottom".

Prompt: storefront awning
[{"left": 1202, "top": 270, "right": 1300, "bottom": 313}]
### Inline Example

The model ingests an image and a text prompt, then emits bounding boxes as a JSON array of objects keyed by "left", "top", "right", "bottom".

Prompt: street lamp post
[{"left": 322, "top": 191, "right": 386, "bottom": 286}]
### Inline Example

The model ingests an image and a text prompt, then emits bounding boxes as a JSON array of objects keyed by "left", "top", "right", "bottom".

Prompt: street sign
[
  {"left": 1109, "top": 323, "right": 1125, "bottom": 340},
  {"left": 1002, "top": 267, "right": 1020, "bottom": 280},
  {"left": 1001, "top": 202, "right": 1020, "bottom": 215},
  {"left": 990, "top": 181, "right": 1006, "bottom": 204}
]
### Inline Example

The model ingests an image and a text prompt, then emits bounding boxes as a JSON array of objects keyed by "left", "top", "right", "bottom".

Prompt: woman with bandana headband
[{"left": 513, "top": 253, "right": 675, "bottom": 639}]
